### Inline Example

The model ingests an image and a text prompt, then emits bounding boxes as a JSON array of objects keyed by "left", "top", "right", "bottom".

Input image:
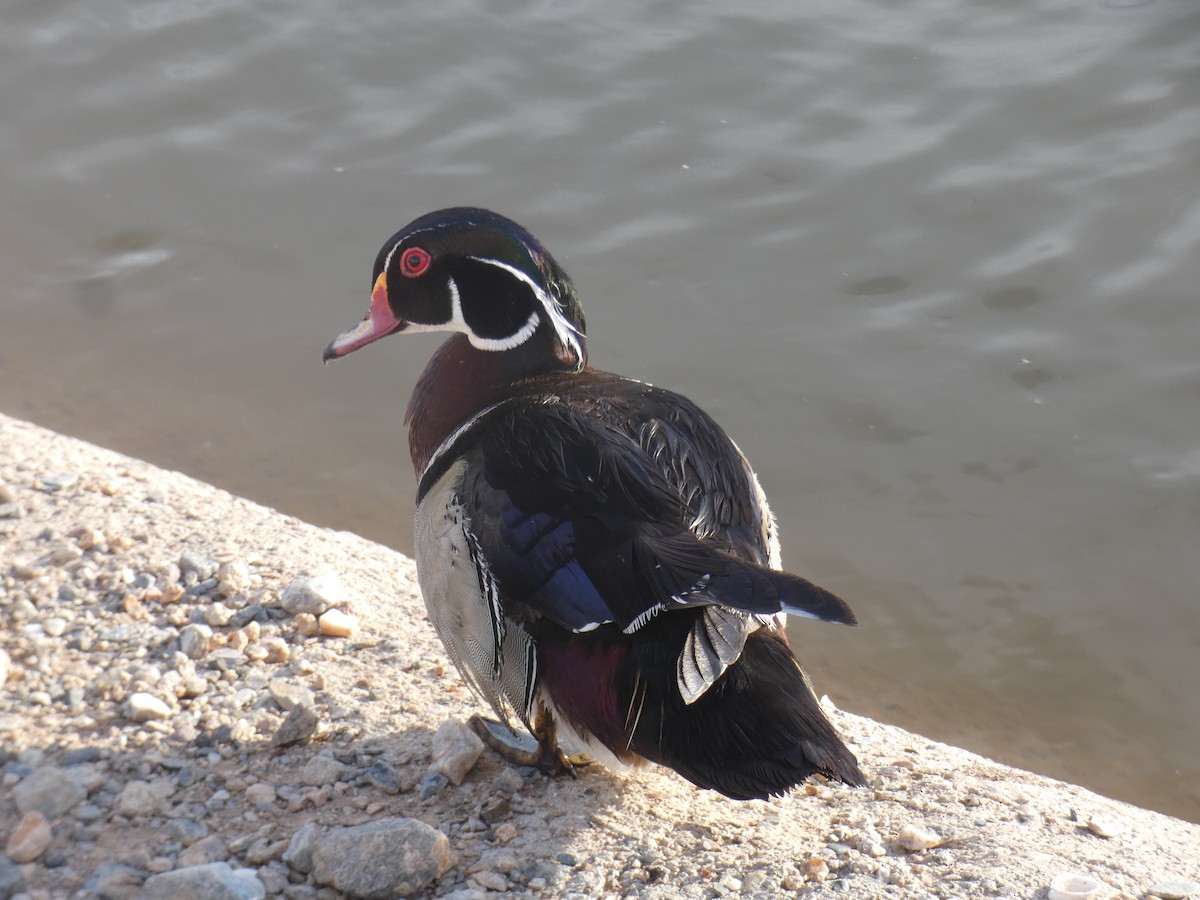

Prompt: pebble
[
  {"left": 0, "top": 501, "right": 23, "bottom": 518},
  {"left": 143, "top": 861, "right": 266, "bottom": 900},
  {"left": 281, "top": 574, "right": 347, "bottom": 616},
  {"left": 317, "top": 608, "right": 358, "bottom": 637},
  {"left": 268, "top": 680, "right": 316, "bottom": 712},
  {"left": 127, "top": 691, "right": 173, "bottom": 722},
  {"left": 42, "top": 616, "right": 68, "bottom": 637},
  {"left": 79, "top": 862, "right": 142, "bottom": 898},
  {"left": 5, "top": 809, "right": 52, "bottom": 863},
  {"left": 472, "top": 870, "right": 509, "bottom": 891},
  {"left": 179, "top": 550, "right": 220, "bottom": 583},
  {"left": 284, "top": 822, "right": 321, "bottom": 874},
  {"left": 39, "top": 472, "right": 78, "bottom": 491},
  {"left": 311, "top": 817, "right": 452, "bottom": 898},
  {"left": 363, "top": 761, "right": 402, "bottom": 795},
  {"left": 0, "top": 855, "right": 26, "bottom": 897},
  {"left": 0, "top": 649, "right": 10, "bottom": 687},
  {"left": 301, "top": 755, "right": 347, "bottom": 787},
  {"left": 118, "top": 778, "right": 176, "bottom": 817},
  {"left": 13, "top": 766, "right": 87, "bottom": 818},
  {"left": 1086, "top": 814, "right": 1124, "bottom": 839},
  {"left": 272, "top": 705, "right": 320, "bottom": 747},
  {"left": 428, "top": 718, "right": 484, "bottom": 786},
  {"left": 180, "top": 835, "right": 231, "bottom": 868},
  {"left": 897, "top": 822, "right": 945, "bottom": 852},
  {"left": 217, "top": 558, "right": 253, "bottom": 596},
  {"left": 245, "top": 782, "right": 278, "bottom": 808},
  {"left": 204, "top": 601, "right": 237, "bottom": 627},
  {"left": 1150, "top": 881, "right": 1200, "bottom": 900}
]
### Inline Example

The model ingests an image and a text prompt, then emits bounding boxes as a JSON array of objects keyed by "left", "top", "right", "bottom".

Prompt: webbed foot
[{"left": 469, "top": 714, "right": 591, "bottom": 778}]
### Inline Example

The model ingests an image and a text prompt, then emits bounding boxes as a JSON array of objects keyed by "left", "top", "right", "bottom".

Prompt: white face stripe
[
  {"left": 439, "top": 275, "right": 543, "bottom": 352},
  {"left": 468, "top": 255, "right": 584, "bottom": 365}
]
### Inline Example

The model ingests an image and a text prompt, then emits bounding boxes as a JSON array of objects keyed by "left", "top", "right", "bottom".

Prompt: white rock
[
  {"left": 217, "top": 559, "right": 252, "bottom": 596},
  {"left": 127, "top": 692, "right": 172, "bottom": 722},
  {"left": 5, "top": 810, "right": 52, "bottom": 863},
  {"left": 203, "top": 602, "right": 236, "bottom": 627},
  {"left": 1086, "top": 814, "right": 1124, "bottom": 839},
  {"left": 179, "top": 623, "right": 213, "bottom": 659},
  {"left": 318, "top": 608, "right": 358, "bottom": 638},
  {"left": 429, "top": 718, "right": 484, "bottom": 786},
  {"left": 42, "top": 616, "right": 68, "bottom": 637},
  {"left": 281, "top": 574, "right": 347, "bottom": 616},
  {"left": 896, "top": 822, "right": 944, "bottom": 852},
  {"left": 0, "top": 649, "right": 10, "bottom": 687}
]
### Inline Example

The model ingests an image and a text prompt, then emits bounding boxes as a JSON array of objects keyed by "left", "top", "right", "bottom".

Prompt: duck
[{"left": 323, "top": 207, "right": 866, "bottom": 800}]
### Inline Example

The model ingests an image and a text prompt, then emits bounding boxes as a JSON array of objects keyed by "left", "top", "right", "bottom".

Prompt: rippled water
[{"left": 2, "top": 0, "right": 1198, "bottom": 821}]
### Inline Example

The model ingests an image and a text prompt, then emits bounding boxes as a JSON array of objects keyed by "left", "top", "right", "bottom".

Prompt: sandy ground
[{"left": 1, "top": 411, "right": 1198, "bottom": 900}]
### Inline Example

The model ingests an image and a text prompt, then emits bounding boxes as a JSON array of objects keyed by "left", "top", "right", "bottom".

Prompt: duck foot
[{"left": 468, "top": 714, "right": 591, "bottom": 778}]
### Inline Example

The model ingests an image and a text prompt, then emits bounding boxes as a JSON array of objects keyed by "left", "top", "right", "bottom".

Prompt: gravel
[{"left": 2, "top": 411, "right": 1199, "bottom": 899}]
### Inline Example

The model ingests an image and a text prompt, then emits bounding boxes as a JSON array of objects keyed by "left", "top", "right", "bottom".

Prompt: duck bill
[{"left": 323, "top": 272, "right": 405, "bottom": 362}]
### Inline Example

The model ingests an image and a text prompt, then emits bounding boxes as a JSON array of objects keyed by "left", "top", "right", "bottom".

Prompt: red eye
[{"left": 399, "top": 246, "right": 431, "bottom": 278}]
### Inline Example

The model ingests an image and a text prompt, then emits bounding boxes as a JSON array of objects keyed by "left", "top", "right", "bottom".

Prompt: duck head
[{"left": 323, "top": 207, "right": 587, "bottom": 374}]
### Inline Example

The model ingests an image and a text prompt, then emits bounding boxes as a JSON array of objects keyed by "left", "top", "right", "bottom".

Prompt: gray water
[{"left": 1, "top": 0, "right": 1198, "bottom": 822}]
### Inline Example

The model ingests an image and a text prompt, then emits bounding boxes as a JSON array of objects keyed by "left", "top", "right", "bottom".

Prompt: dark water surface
[{"left": 2, "top": 1, "right": 1198, "bottom": 821}]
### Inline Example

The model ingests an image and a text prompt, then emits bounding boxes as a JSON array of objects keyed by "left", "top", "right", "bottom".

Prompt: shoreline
[{"left": 2, "top": 411, "right": 1197, "bottom": 899}]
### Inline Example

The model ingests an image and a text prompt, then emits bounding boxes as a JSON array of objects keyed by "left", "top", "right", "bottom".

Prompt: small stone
[
  {"left": 311, "top": 817, "right": 452, "bottom": 898},
  {"left": 317, "top": 608, "right": 358, "bottom": 638},
  {"left": 77, "top": 527, "right": 106, "bottom": 550},
  {"left": 5, "top": 810, "right": 52, "bottom": 863},
  {"left": 428, "top": 718, "right": 484, "bottom": 786},
  {"left": 480, "top": 797, "right": 510, "bottom": 824},
  {"left": 281, "top": 574, "right": 347, "bottom": 616},
  {"left": 180, "top": 835, "right": 231, "bottom": 868},
  {"left": 472, "top": 870, "right": 508, "bottom": 891},
  {"left": 0, "top": 649, "right": 10, "bottom": 687},
  {"left": 218, "top": 559, "right": 253, "bottom": 596},
  {"left": 80, "top": 862, "right": 141, "bottom": 898},
  {"left": 1086, "top": 814, "right": 1124, "bottom": 839},
  {"left": 272, "top": 705, "right": 319, "bottom": 747},
  {"left": 294, "top": 613, "right": 319, "bottom": 636},
  {"left": 363, "top": 761, "right": 402, "bottom": 795},
  {"left": 245, "top": 783, "right": 278, "bottom": 808},
  {"left": 165, "top": 818, "right": 211, "bottom": 845},
  {"left": 259, "top": 636, "right": 290, "bottom": 663},
  {"left": 801, "top": 857, "right": 829, "bottom": 882},
  {"left": 283, "top": 822, "right": 321, "bottom": 874},
  {"left": 491, "top": 767, "right": 524, "bottom": 794},
  {"left": 13, "top": 766, "right": 87, "bottom": 818},
  {"left": 302, "top": 755, "right": 347, "bottom": 786},
  {"left": 42, "top": 616, "right": 68, "bottom": 637},
  {"left": 0, "top": 502, "right": 23, "bottom": 519},
  {"left": 179, "top": 550, "right": 220, "bottom": 583},
  {"left": 39, "top": 472, "right": 78, "bottom": 491},
  {"left": 128, "top": 691, "right": 173, "bottom": 722},
  {"left": 0, "top": 481, "right": 16, "bottom": 502},
  {"left": 268, "top": 680, "right": 316, "bottom": 713},
  {"left": 143, "top": 861, "right": 265, "bottom": 900},
  {"left": 493, "top": 823, "right": 518, "bottom": 843},
  {"left": 897, "top": 822, "right": 945, "bottom": 852},
  {"left": 1149, "top": 880, "right": 1200, "bottom": 900},
  {"left": 118, "top": 778, "right": 176, "bottom": 817},
  {"left": 420, "top": 771, "right": 449, "bottom": 799},
  {"left": 204, "top": 602, "right": 237, "bottom": 627}
]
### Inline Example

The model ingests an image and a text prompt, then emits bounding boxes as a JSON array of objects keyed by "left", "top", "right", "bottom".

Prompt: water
[{"left": 2, "top": 0, "right": 1198, "bottom": 821}]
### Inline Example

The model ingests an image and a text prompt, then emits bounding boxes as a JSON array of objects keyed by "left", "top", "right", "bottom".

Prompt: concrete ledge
[{"left": 1, "top": 412, "right": 1197, "bottom": 899}]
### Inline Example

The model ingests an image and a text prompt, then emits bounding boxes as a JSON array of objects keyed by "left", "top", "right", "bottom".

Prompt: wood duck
[{"left": 324, "top": 207, "right": 866, "bottom": 800}]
